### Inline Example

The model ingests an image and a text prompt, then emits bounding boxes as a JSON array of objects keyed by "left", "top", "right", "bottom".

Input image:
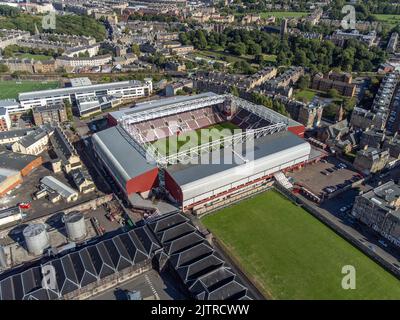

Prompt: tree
[
  {"left": 298, "top": 75, "right": 311, "bottom": 90},
  {"left": 131, "top": 44, "right": 140, "bottom": 56},
  {"left": 228, "top": 42, "right": 246, "bottom": 56},
  {"left": 230, "top": 86, "right": 239, "bottom": 97},
  {"left": 0, "top": 64, "right": 9, "bottom": 73},
  {"left": 323, "top": 103, "right": 339, "bottom": 120},
  {"left": 247, "top": 42, "right": 262, "bottom": 55},
  {"left": 328, "top": 88, "right": 340, "bottom": 99}
]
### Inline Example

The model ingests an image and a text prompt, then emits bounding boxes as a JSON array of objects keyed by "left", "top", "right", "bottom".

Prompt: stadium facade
[{"left": 93, "top": 93, "right": 312, "bottom": 214}]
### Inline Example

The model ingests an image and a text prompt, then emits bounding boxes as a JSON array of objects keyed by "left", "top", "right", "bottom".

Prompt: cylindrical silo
[
  {"left": 23, "top": 224, "right": 49, "bottom": 256},
  {"left": 64, "top": 212, "right": 86, "bottom": 241},
  {"left": 0, "top": 245, "right": 7, "bottom": 268}
]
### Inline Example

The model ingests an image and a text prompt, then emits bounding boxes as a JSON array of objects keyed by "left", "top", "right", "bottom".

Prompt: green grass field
[
  {"left": 373, "top": 14, "right": 400, "bottom": 27},
  {"left": 202, "top": 190, "right": 400, "bottom": 299},
  {"left": 14, "top": 53, "right": 53, "bottom": 61},
  {"left": 0, "top": 80, "right": 60, "bottom": 100},
  {"left": 260, "top": 11, "right": 308, "bottom": 19},
  {"left": 152, "top": 122, "right": 239, "bottom": 156},
  {"left": 294, "top": 89, "right": 318, "bottom": 102}
]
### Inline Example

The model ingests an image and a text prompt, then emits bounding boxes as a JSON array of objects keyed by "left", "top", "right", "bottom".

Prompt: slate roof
[
  {"left": 0, "top": 226, "right": 156, "bottom": 300},
  {"left": 147, "top": 212, "right": 252, "bottom": 300}
]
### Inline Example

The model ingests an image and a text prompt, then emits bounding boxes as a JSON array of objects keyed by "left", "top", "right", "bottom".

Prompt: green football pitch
[
  {"left": 0, "top": 80, "right": 60, "bottom": 100},
  {"left": 202, "top": 190, "right": 400, "bottom": 299},
  {"left": 152, "top": 121, "right": 240, "bottom": 156}
]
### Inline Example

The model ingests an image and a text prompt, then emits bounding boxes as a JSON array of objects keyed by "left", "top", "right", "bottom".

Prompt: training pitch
[
  {"left": 202, "top": 190, "right": 400, "bottom": 299},
  {"left": 0, "top": 80, "right": 60, "bottom": 100}
]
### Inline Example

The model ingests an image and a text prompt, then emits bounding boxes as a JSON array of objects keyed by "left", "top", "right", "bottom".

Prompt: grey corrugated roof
[
  {"left": 166, "top": 131, "right": 309, "bottom": 187},
  {"left": 41, "top": 176, "right": 78, "bottom": 199},
  {"left": 92, "top": 126, "right": 157, "bottom": 188}
]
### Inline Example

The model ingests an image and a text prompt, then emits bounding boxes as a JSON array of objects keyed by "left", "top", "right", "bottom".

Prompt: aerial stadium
[{"left": 92, "top": 92, "right": 314, "bottom": 215}]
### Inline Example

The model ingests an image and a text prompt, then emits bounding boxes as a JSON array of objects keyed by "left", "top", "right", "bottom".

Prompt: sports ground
[
  {"left": 202, "top": 190, "right": 400, "bottom": 299},
  {"left": 0, "top": 80, "right": 60, "bottom": 100},
  {"left": 152, "top": 122, "right": 239, "bottom": 156}
]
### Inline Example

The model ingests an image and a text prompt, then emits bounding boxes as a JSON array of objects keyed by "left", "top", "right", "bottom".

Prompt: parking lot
[{"left": 288, "top": 157, "right": 363, "bottom": 198}]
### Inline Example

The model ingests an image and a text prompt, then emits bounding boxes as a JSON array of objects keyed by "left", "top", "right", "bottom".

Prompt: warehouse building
[
  {"left": 0, "top": 150, "right": 43, "bottom": 195},
  {"left": 41, "top": 176, "right": 79, "bottom": 203},
  {"left": 0, "top": 212, "right": 251, "bottom": 300},
  {"left": 0, "top": 168, "right": 22, "bottom": 197},
  {"left": 0, "top": 150, "right": 43, "bottom": 177}
]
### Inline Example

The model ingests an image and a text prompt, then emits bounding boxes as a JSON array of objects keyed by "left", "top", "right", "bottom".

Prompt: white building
[{"left": 18, "top": 79, "right": 153, "bottom": 111}]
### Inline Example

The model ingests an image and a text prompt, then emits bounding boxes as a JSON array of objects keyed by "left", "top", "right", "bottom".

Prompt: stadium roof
[
  {"left": 166, "top": 131, "right": 310, "bottom": 198},
  {"left": 91, "top": 126, "right": 157, "bottom": 189},
  {"left": 108, "top": 92, "right": 218, "bottom": 122}
]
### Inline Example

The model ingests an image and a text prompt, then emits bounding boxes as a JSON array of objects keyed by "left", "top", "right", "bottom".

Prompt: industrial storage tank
[
  {"left": 64, "top": 212, "right": 87, "bottom": 241},
  {"left": 23, "top": 224, "right": 49, "bottom": 256}
]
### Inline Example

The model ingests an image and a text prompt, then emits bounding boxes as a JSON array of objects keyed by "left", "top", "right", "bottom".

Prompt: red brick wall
[{"left": 20, "top": 156, "right": 43, "bottom": 177}]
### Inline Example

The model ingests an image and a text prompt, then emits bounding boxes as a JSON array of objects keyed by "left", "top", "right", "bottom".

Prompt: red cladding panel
[
  {"left": 126, "top": 168, "right": 159, "bottom": 194},
  {"left": 107, "top": 114, "right": 118, "bottom": 127},
  {"left": 288, "top": 125, "right": 305, "bottom": 138},
  {"left": 165, "top": 170, "right": 183, "bottom": 203}
]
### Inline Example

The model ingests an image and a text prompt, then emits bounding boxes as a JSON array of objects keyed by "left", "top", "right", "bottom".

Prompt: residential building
[
  {"left": 56, "top": 54, "right": 112, "bottom": 68},
  {"left": 353, "top": 147, "right": 389, "bottom": 174},
  {"left": 70, "top": 168, "right": 96, "bottom": 194},
  {"left": 12, "top": 126, "right": 51, "bottom": 156},
  {"left": 352, "top": 181, "right": 400, "bottom": 247},
  {"left": 50, "top": 127, "right": 82, "bottom": 174},
  {"left": 387, "top": 32, "right": 399, "bottom": 54},
  {"left": 311, "top": 72, "right": 356, "bottom": 97},
  {"left": 33, "top": 104, "right": 68, "bottom": 126}
]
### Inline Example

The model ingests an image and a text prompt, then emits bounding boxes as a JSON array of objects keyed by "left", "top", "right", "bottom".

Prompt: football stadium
[{"left": 93, "top": 92, "right": 317, "bottom": 215}]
